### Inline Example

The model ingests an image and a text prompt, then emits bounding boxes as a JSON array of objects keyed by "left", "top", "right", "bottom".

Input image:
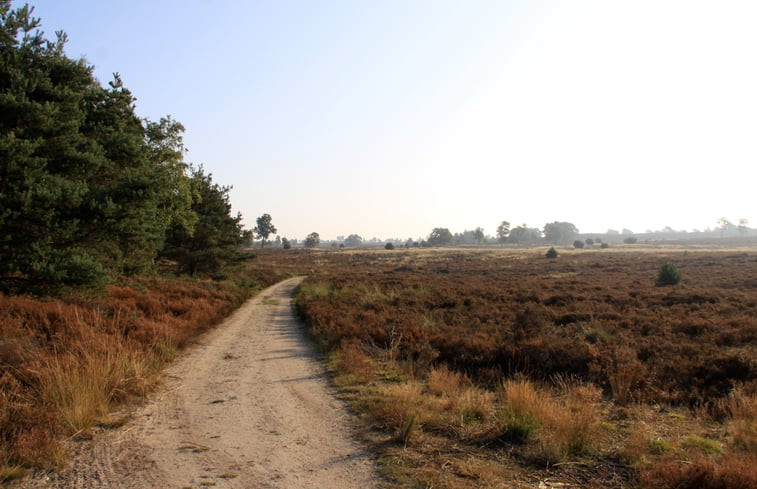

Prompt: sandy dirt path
[{"left": 21, "top": 277, "right": 377, "bottom": 488}]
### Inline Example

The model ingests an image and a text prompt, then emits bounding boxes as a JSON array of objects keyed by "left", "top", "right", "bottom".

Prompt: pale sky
[{"left": 20, "top": 0, "right": 756, "bottom": 240}]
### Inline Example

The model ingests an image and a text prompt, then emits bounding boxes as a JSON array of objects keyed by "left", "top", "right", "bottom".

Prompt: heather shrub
[
  {"left": 643, "top": 455, "right": 757, "bottom": 489},
  {"left": 498, "top": 378, "right": 544, "bottom": 444}
]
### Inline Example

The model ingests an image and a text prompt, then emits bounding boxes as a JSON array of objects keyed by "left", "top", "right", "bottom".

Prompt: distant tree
[
  {"left": 281, "top": 237, "right": 291, "bottom": 249},
  {"left": 508, "top": 224, "right": 542, "bottom": 244},
  {"left": 274, "top": 235, "right": 282, "bottom": 247},
  {"left": 738, "top": 218, "right": 749, "bottom": 236},
  {"left": 623, "top": 236, "right": 638, "bottom": 244},
  {"left": 427, "top": 228, "right": 453, "bottom": 246},
  {"left": 384, "top": 242, "right": 395, "bottom": 250},
  {"left": 585, "top": 238, "right": 594, "bottom": 245},
  {"left": 717, "top": 217, "right": 733, "bottom": 238},
  {"left": 473, "top": 227, "right": 485, "bottom": 245},
  {"left": 254, "top": 214, "right": 277, "bottom": 247},
  {"left": 573, "top": 240, "right": 585, "bottom": 249},
  {"left": 496, "top": 221, "right": 511, "bottom": 243},
  {"left": 344, "top": 234, "right": 363, "bottom": 247},
  {"left": 600, "top": 242, "right": 609, "bottom": 249},
  {"left": 242, "top": 229, "right": 254, "bottom": 248},
  {"left": 304, "top": 232, "right": 320, "bottom": 248},
  {"left": 543, "top": 222, "right": 578, "bottom": 245}
]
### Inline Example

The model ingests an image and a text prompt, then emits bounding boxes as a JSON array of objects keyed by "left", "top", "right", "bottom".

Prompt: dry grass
[
  {"left": 0, "top": 260, "right": 289, "bottom": 474},
  {"left": 498, "top": 377, "right": 602, "bottom": 461},
  {"left": 330, "top": 340, "right": 376, "bottom": 385},
  {"left": 642, "top": 455, "right": 757, "bottom": 489},
  {"left": 723, "top": 388, "right": 757, "bottom": 455},
  {"left": 287, "top": 248, "right": 757, "bottom": 488}
]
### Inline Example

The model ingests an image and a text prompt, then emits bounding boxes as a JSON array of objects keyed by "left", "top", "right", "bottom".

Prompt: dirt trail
[{"left": 22, "top": 277, "right": 377, "bottom": 488}]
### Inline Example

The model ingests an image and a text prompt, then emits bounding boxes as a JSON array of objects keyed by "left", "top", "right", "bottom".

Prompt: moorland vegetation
[
  {"left": 288, "top": 248, "right": 757, "bottom": 488},
  {"left": 2, "top": 4, "right": 755, "bottom": 488}
]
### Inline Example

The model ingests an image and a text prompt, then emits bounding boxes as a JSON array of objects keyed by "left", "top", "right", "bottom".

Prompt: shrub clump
[
  {"left": 656, "top": 262, "right": 682, "bottom": 286},
  {"left": 573, "top": 240, "right": 585, "bottom": 249},
  {"left": 545, "top": 247, "right": 559, "bottom": 259}
]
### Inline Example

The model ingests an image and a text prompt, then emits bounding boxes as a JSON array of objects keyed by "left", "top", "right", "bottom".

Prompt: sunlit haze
[{"left": 23, "top": 0, "right": 756, "bottom": 240}]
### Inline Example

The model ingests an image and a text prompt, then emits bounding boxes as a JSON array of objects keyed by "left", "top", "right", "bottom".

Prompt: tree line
[{"left": 0, "top": 3, "right": 247, "bottom": 292}]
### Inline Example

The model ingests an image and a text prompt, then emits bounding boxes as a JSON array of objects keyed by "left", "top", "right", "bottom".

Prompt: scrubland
[
  {"left": 2, "top": 246, "right": 755, "bottom": 488},
  {"left": 291, "top": 247, "right": 757, "bottom": 488},
  {"left": 0, "top": 260, "right": 287, "bottom": 482}
]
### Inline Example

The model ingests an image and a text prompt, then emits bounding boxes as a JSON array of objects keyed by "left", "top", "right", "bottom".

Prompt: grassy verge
[{"left": 0, "top": 256, "right": 290, "bottom": 478}]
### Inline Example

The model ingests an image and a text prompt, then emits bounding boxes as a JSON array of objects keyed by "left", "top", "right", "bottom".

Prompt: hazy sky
[{"left": 20, "top": 0, "right": 756, "bottom": 240}]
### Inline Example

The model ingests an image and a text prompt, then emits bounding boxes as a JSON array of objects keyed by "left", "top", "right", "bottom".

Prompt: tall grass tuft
[
  {"left": 723, "top": 388, "right": 757, "bottom": 455},
  {"left": 497, "top": 377, "right": 601, "bottom": 460},
  {"left": 498, "top": 378, "right": 545, "bottom": 444}
]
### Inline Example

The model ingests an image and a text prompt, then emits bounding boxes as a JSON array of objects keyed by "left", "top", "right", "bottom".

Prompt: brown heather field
[
  {"left": 0, "top": 260, "right": 289, "bottom": 482},
  {"left": 288, "top": 246, "right": 757, "bottom": 488},
  {"left": 2, "top": 246, "right": 755, "bottom": 488}
]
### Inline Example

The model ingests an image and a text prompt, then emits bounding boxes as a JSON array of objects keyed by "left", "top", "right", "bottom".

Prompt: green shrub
[
  {"left": 623, "top": 237, "right": 638, "bottom": 244},
  {"left": 600, "top": 242, "right": 609, "bottom": 249},
  {"left": 656, "top": 262, "right": 681, "bottom": 286},
  {"left": 573, "top": 240, "right": 585, "bottom": 249},
  {"left": 545, "top": 247, "right": 559, "bottom": 259},
  {"left": 385, "top": 242, "right": 395, "bottom": 250}
]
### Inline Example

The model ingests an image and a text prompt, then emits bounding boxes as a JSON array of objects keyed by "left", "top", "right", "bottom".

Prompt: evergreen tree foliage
[
  {"left": 656, "top": 262, "right": 682, "bottom": 286},
  {"left": 0, "top": 3, "right": 245, "bottom": 290},
  {"left": 160, "top": 167, "right": 245, "bottom": 276}
]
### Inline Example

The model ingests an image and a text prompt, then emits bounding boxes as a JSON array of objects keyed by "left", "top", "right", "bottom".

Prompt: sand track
[{"left": 21, "top": 277, "right": 377, "bottom": 488}]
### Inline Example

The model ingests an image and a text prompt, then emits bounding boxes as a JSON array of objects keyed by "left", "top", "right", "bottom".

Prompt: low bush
[{"left": 656, "top": 262, "right": 682, "bottom": 286}]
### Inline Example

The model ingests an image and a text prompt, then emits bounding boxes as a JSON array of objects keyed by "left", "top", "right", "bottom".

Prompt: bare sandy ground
[{"left": 20, "top": 277, "right": 377, "bottom": 488}]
